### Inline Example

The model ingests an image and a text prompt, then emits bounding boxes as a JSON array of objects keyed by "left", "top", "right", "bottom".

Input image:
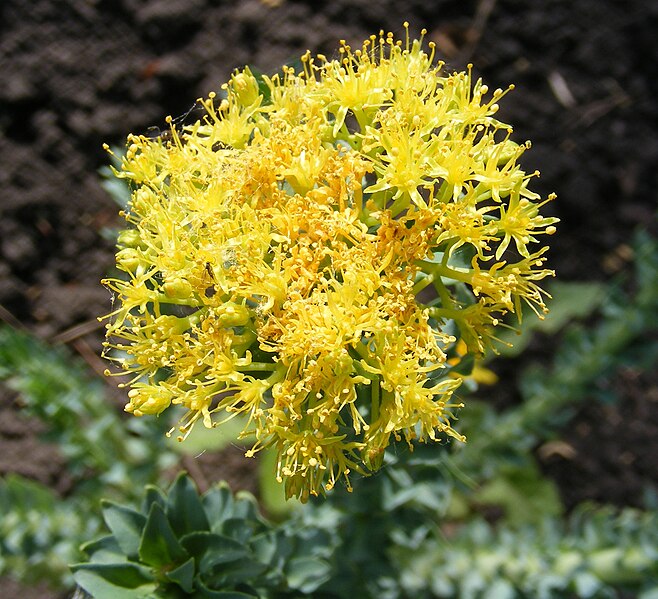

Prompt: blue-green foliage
[
  {"left": 396, "top": 506, "right": 658, "bottom": 599},
  {"left": 72, "top": 473, "right": 332, "bottom": 598},
  {"left": 0, "top": 474, "right": 99, "bottom": 585},
  {"left": 0, "top": 327, "right": 178, "bottom": 586}
]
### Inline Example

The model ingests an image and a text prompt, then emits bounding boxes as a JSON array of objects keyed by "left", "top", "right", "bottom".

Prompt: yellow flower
[
  {"left": 495, "top": 191, "right": 559, "bottom": 259},
  {"left": 363, "top": 117, "right": 439, "bottom": 208},
  {"left": 318, "top": 37, "right": 393, "bottom": 137},
  {"left": 103, "top": 25, "right": 557, "bottom": 501}
]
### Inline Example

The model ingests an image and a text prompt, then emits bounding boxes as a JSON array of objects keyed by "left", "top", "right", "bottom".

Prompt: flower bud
[
  {"left": 126, "top": 385, "right": 172, "bottom": 416},
  {"left": 163, "top": 277, "right": 193, "bottom": 299},
  {"left": 117, "top": 229, "right": 143, "bottom": 249},
  {"left": 216, "top": 302, "right": 251, "bottom": 327},
  {"left": 115, "top": 248, "right": 144, "bottom": 273},
  {"left": 231, "top": 68, "right": 261, "bottom": 108}
]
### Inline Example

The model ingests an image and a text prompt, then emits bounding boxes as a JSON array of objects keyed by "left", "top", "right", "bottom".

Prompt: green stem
[
  {"left": 240, "top": 361, "right": 279, "bottom": 372},
  {"left": 388, "top": 192, "right": 411, "bottom": 217},
  {"left": 352, "top": 108, "right": 369, "bottom": 136},
  {"left": 267, "top": 363, "right": 287, "bottom": 385},
  {"left": 371, "top": 377, "right": 380, "bottom": 423},
  {"left": 351, "top": 338, "right": 372, "bottom": 362},
  {"left": 427, "top": 306, "right": 462, "bottom": 321},
  {"left": 417, "top": 260, "right": 473, "bottom": 285},
  {"left": 412, "top": 273, "right": 434, "bottom": 295},
  {"left": 436, "top": 180, "right": 453, "bottom": 202}
]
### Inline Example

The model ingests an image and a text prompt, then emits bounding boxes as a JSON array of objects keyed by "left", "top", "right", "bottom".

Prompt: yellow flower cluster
[{"left": 103, "top": 25, "right": 557, "bottom": 501}]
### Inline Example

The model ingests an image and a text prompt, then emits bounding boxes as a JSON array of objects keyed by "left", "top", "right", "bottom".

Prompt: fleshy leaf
[
  {"left": 72, "top": 563, "right": 156, "bottom": 599},
  {"left": 165, "top": 556, "right": 196, "bottom": 593},
  {"left": 102, "top": 500, "right": 147, "bottom": 559},
  {"left": 180, "top": 530, "right": 249, "bottom": 572},
  {"left": 80, "top": 535, "right": 125, "bottom": 563},
  {"left": 166, "top": 473, "right": 210, "bottom": 536},
  {"left": 138, "top": 502, "right": 187, "bottom": 567},
  {"left": 196, "top": 578, "right": 258, "bottom": 599},
  {"left": 221, "top": 517, "right": 261, "bottom": 544},
  {"left": 206, "top": 558, "right": 268, "bottom": 587},
  {"left": 285, "top": 556, "right": 332, "bottom": 593},
  {"left": 202, "top": 483, "right": 236, "bottom": 532},
  {"left": 141, "top": 484, "right": 167, "bottom": 514}
]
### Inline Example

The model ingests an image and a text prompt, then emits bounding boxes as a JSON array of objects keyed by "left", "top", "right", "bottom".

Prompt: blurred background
[{"left": 1, "top": 1, "right": 657, "bottom": 597}]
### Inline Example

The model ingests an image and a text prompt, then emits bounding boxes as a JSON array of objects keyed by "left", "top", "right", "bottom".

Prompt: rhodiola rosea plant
[{"left": 102, "top": 24, "right": 557, "bottom": 503}]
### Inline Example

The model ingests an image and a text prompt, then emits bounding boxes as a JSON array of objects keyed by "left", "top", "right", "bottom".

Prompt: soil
[{"left": 1, "top": 0, "right": 657, "bottom": 596}]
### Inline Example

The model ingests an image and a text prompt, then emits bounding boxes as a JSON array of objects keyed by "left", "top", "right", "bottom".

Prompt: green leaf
[
  {"left": 574, "top": 571, "right": 602, "bottom": 598},
  {"left": 487, "top": 579, "right": 516, "bottom": 599},
  {"left": 195, "top": 578, "right": 257, "bottom": 598},
  {"left": 545, "top": 281, "right": 604, "bottom": 324},
  {"left": 476, "top": 464, "right": 562, "bottom": 525},
  {"left": 141, "top": 485, "right": 167, "bottom": 514},
  {"left": 231, "top": 492, "right": 261, "bottom": 522},
  {"left": 166, "top": 473, "right": 210, "bottom": 536},
  {"left": 206, "top": 558, "right": 268, "bottom": 587},
  {"left": 285, "top": 556, "right": 331, "bottom": 593},
  {"left": 289, "top": 528, "right": 333, "bottom": 561},
  {"left": 494, "top": 280, "right": 605, "bottom": 356},
  {"left": 249, "top": 531, "right": 281, "bottom": 568},
  {"left": 202, "top": 483, "right": 235, "bottom": 531},
  {"left": 138, "top": 503, "right": 187, "bottom": 567},
  {"left": 3, "top": 474, "right": 54, "bottom": 509},
  {"left": 447, "top": 243, "right": 477, "bottom": 272},
  {"left": 100, "top": 174, "right": 132, "bottom": 209},
  {"left": 180, "top": 531, "right": 248, "bottom": 567},
  {"left": 72, "top": 563, "right": 156, "bottom": 599},
  {"left": 249, "top": 65, "right": 272, "bottom": 105},
  {"left": 102, "top": 500, "right": 147, "bottom": 559},
  {"left": 165, "top": 556, "right": 196, "bottom": 593},
  {"left": 80, "top": 535, "right": 124, "bottom": 562},
  {"left": 221, "top": 517, "right": 260, "bottom": 544},
  {"left": 201, "top": 537, "right": 250, "bottom": 572}
]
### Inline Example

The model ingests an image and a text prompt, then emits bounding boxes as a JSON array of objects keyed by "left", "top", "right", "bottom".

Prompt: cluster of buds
[{"left": 103, "top": 25, "right": 557, "bottom": 501}]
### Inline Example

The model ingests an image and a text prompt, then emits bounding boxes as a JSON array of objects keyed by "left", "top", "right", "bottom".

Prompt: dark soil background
[{"left": 1, "top": 0, "right": 657, "bottom": 596}]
